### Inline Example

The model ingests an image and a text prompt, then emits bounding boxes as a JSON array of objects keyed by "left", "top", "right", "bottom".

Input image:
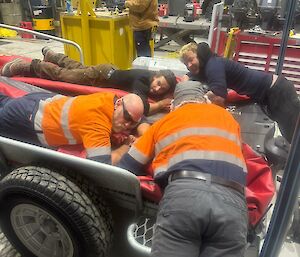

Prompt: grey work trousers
[
  {"left": 151, "top": 178, "right": 248, "bottom": 257},
  {"left": 30, "top": 52, "right": 117, "bottom": 87}
]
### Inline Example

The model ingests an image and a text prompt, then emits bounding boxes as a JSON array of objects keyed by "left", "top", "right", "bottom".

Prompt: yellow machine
[
  {"left": 60, "top": 0, "right": 135, "bottom": 69},
  {"left": 33, "top": 19, "right": 54, "bottom": 31},
  {"left": 32, "top": 5, "right": 55, "bottom": 35}
]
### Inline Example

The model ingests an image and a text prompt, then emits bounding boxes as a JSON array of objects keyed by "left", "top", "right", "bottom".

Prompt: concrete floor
[
  {"left": 0, "top": 36, "right": 299, "bottom": 257},
  {"left": 0, "top": 36, "right": 181, "bottom": 61},
  {"left": 0, "top": 37, "right": 64, "bottom": 59}
]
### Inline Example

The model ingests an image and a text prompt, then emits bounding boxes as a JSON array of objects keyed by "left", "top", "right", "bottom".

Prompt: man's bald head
[
  {"left": 112, "top": 94, "right": 144, "bottom": 133},
  {"left": 122, "top": 94, "right": 144, "bottom": 123}
]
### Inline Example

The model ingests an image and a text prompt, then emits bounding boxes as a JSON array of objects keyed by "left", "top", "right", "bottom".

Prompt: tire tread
[{"left": 0, "top": 166, "right": 113, "bottom": 257}]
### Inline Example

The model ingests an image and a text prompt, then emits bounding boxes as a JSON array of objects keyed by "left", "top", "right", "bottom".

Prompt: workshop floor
[
  {"left": 0, "top": 36, "right": 184, "bottom": 60},
  {"left": 0, "top": 36, "right": 299, "bottom": 257}
]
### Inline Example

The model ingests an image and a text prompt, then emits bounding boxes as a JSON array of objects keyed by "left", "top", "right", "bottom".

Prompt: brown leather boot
[
  {"left": 1, "top": 58, "right": 31, "bottom": 77},
  {"left": 42, "top": 46, "right": 84, "bottom": 69},
  {"left": 42, "top": 46, "right": 61, "bottom": 64}
]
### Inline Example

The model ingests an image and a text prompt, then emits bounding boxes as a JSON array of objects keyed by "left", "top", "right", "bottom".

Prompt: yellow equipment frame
[{"left": 60, "top": 0, "right": 134, "bottom": 69}]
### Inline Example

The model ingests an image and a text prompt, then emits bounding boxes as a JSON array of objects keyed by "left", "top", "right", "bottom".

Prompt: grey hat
[{"left": 173, "top": 81, "right": 208, "bottom": 107}]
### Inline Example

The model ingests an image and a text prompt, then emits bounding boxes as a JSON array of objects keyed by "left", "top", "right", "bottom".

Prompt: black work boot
[{"left": 1, "top": 58, "right": 31, "bottom": 77}]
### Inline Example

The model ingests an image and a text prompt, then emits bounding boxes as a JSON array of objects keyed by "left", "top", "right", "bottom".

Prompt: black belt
[{"left": 169, "top": 170, "right": 244, "bottom": 194}]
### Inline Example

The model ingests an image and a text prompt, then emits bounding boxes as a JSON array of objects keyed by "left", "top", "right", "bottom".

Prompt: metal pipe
[
  {"left": 259, "top": 115, "right": 300, "bottom": 257},
  {"left": 275, "top": 0, "right": 297, "bottom": 75},
  {"left": 0, "top": 23, "right": 84, "bottom": 64},
  {"left": 208, "top": 2, "right": 224, "bottom": 50}
]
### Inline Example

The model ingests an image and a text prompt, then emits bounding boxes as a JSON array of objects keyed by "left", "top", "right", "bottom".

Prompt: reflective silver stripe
[
  {"left": 61, "top": 97, "right": 77, "bottom": 144},
  {"left": 155, "top": 127, "right": 241, "bottom": 154},
  {"left": 154, "top": 150, "right": 247, "bottom": 176},
  {"left": 36, "top": 133, "right": 48, "bottom": 146},
  {"left": 86, "top": 146, "right": 111, "bottom": 158},
  {"left": 128, "top": 145, "right": 151, "bottom": 164},
  {"left": 34, "top": 95, "right": 65, "bottom": 146},
  {"left": 52, "top": 95, "right": 66, "bottom": 101}
]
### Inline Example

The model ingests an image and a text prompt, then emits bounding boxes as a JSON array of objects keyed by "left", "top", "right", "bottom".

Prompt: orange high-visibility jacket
[
  {"left": 33, "top": 92, "right": 115, "bottom": 163},
  {"left": 123, "top": 103, "right": 247, "bottom": 185}
]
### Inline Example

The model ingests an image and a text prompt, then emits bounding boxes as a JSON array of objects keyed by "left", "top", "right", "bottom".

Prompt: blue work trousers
[
  {"left": 0, "top": 92, "right": 52, "bottom": 145},
  {"left": 134, "top": 28, "right": 152, "bottom": 57}
]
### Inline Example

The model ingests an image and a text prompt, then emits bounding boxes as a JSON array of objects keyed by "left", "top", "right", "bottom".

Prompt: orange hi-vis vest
[
  {"left": 33, "top": 92, "right": 115, "bottom": 161},
  {"left": 127, "top": 103, "right": 247, "bottom": 185}
]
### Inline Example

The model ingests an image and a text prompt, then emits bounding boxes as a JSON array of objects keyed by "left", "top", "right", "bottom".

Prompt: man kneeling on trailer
[
  {"left": 119, "top": 81, "right": 248, "bottom": 257},
  {"left": 0, "top": 92, "right": 144, "bottom": 165}
]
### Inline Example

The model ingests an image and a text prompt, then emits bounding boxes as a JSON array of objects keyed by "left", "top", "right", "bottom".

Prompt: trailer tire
[
  {"left": 0, "top": 166, "right": 112, "bottom": 257},
  {"left": 0, "top": 152, "right": 8, "bottom": 179},
  {"left": 0, "top": 230, "right": 20, "bottom": 257}
]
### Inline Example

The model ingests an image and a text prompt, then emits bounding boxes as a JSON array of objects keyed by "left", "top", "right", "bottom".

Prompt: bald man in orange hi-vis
[{"left": 0, "top": 92, "right": 144, "bottom": 165}]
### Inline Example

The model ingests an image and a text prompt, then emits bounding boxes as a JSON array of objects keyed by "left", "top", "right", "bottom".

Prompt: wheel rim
[{"left": 10, "top": 203, "right": 74, "bottom": 257}]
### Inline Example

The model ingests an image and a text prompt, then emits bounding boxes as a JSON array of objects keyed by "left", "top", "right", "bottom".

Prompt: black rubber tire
[
  {"left": 0, "top": 152, "right": 8, "bottom": 179},
  {"left": 61, "top": 168, "right": 114, "bottom": 246},
  {"left": 0, "top": 166, "right": 113, "bottom": 257},
  {"left": 0, "top": 230, "right": 20, "bottom": 257}
]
